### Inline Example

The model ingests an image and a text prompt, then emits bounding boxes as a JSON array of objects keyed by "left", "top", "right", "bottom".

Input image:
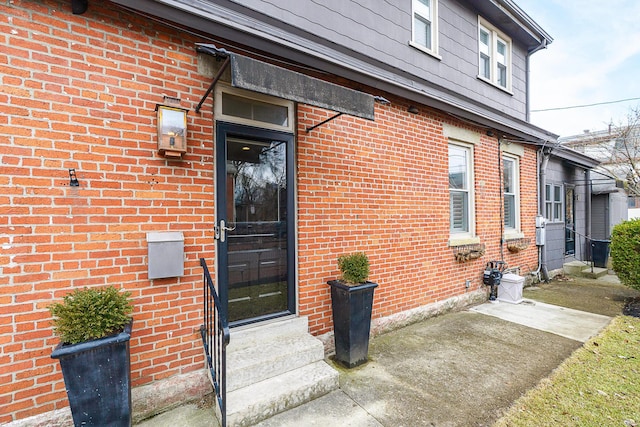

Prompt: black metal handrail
[
  {"left": 565, "top": 225, "right": 589, "bottom": 262},
  {"left": 200, "top": 258, "right": 230, "bottom": 427},
  {"left": 564, "top": 226, "right": 595, "bottom": 272}
]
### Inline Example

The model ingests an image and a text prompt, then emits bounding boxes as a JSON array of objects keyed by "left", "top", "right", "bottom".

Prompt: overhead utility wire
[{"left": 531, "top": 96, "right": 640, "bottom": 112}]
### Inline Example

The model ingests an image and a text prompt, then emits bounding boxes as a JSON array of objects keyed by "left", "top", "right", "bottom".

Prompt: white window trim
[
  {"left": 477, "top": 17, "right": 513, "bottom": 93},
  {"left": 214, "top": 83, "right": 295, "bottom": 132},
  {"left": 545, "top": 183, "right": 564, "bottom": 223},
  {"left": 410, "top": 0, "right": 440, "bottom": 59},
  {"left": 503, "top": 154, "right": 523, "bottom": 240},
  {"left": 448, "top": 140, "right": 478, "bottom": 246}
]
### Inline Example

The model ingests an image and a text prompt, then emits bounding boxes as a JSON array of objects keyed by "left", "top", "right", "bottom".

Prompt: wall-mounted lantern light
[{"left": 155, "top": 99, "right": 188, "bottom": 159}]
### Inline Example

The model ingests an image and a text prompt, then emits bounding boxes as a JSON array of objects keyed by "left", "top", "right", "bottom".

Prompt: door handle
[{"left": 215, "top": 219, "right": 236, "bottom": 243}]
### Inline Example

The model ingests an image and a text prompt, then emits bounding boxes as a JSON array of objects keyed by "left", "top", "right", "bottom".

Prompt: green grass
[{"left": 494, "top": 316, "right": 640, "bottom": 427}]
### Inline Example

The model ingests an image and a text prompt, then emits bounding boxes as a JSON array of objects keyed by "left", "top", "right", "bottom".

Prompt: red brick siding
[
  {"left": 518, "top": 143, "right": 541, "bottom": 269},
  {"left": 1, "top": 1, "right": 214, "bottom": 422},
  {"left": 297, "top": 105, "right": 539, "bottom": 334},
  {"left": 0, "top": 0, "right": 539, "bottom": 423}
]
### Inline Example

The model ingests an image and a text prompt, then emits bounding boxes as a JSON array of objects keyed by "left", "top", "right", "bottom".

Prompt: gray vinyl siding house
[
  {"left": 543, "top": 153, "right": 593, "bottom": 271},
  {"left": 542, "top": 148, "right": 607, "bottom": 273},
  {"left": 229, "top": 0, "right": 530, "bottom": 118}
]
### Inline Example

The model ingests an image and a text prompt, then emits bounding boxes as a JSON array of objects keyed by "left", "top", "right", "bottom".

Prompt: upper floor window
[
  {"left": 478, "top": 18, "right": 512, "bottom": 91},
  {"left": 449, "top": 143, "right": 474, "bottom": 235},
  {"left": 503, "top": 156, "right": 519, "bottom": 230},
  {"left": 545, "top": 184, "right": 563, "bottom": 222},
  {"left": 411, "top": 0, "right": 438, "bottom": 56}
]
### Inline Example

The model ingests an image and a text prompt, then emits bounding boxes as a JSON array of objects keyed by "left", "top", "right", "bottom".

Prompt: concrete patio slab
[
  {"left": 135, "top": 403, "right": 217, "bottom": 427},
  {"left": 253, "top": 390, "right": 382, "bottom": 427},
  {"left": 470, "top": 299, "right": 612, "bottom": 342},
  {"left": 136, "top": 274, "right": 630, "bottom": 427}
]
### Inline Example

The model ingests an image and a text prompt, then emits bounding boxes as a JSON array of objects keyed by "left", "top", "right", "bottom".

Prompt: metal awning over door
[{"left": 196, "top": 43, "right": 375, "bottom": 121}]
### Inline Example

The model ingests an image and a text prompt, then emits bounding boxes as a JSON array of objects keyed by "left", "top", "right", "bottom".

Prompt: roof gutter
[{"left": 497, "top": 0, "right": 554, "bottom": 47}]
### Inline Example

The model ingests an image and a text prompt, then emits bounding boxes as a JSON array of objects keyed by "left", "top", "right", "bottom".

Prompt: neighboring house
[
  {"left": 560, "top": 130, "right": 630, "bottom": 238},
  {"left": 538, "top": 146, "right": 602, "bottom": 274},
  {"left": 1, "top": 0, "right": 557, "bottom": 424},
  {"left": 590, "top": 170, "right": 628, "bottom": 238},
  {"left": 629, "top": 196, "right": 640, "bottom": 220}
]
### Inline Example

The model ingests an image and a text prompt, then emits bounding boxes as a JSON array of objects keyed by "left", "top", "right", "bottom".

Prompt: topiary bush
[
  {"left": 338, "top": 252, "right": 370, "bottom": 284},
  {"left": 49, "top": 286, "right": 133, "bottom": 344},
  {"left": 610, "top": 218, "right": 640, "bottom": 291}
]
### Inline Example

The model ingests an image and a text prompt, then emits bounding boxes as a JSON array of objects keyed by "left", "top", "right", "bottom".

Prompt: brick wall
[
  {"left": 0, "top": 0, "right": 539, "bottom": 423},
  {"left": 297, "top": 105, "right": 539, "bottom": 335},
  {"left": 0, "top": 1, "right": 215, "bottom": 422}
]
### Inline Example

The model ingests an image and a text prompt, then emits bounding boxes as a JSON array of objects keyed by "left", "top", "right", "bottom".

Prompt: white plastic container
[{"left": 498, "top": 273, "right": 524, "bottom": 304}]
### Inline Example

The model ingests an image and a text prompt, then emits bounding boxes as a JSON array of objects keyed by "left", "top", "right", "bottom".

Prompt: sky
[{"left": 515, "top": 0, "right": 640, "bottom": 138}]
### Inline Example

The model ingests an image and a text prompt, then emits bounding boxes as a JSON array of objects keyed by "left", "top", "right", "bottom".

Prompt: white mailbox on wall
[{"left": 147, "top": 232, "right": 184, "bottom": 279}]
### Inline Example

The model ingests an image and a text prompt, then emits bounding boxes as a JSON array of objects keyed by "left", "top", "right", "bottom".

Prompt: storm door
[
  {"left": 565, "top": 186, "right": 575, "bottom": 255},
  {"left": 215, "top": 122, "right": 295, "bottom": 326}
]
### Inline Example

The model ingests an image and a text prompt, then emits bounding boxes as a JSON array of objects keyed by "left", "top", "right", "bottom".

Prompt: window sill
[
  {"left": 504, "top": 231, "right": 525, "bottom": 241},
  {"left": 409, "top": 41, "right": 442, "bottom": 61},
  {"left": 448, "top": 235, "right": 481, "bottom": 247},
  {"left": 477, "top": 75, "right": 513, "bottom": 95}
]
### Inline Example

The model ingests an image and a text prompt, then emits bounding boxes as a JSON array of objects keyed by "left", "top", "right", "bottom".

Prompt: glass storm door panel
[
  {"left": 216, "top": 122, "right": 295, "bottom": 326},
  {"left": 565, "top": 186, "right": 575, "bottom": 255}
]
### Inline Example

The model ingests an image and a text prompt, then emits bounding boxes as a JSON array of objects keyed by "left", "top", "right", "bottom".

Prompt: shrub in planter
[
  {"left": 50, "top": 286, "right": 133, "bottom": 344},
  {"left": 337, "top": 252, "right": 370, "bottom": 284},
  {"left": 610, "top": 218, "right": 640, "bottom": 291},
  {"left": 50, "top": 286, "right": 134, "bottom": 426},
  {"left": 328, "top": 252, "right": 377, "bottom": 368}
]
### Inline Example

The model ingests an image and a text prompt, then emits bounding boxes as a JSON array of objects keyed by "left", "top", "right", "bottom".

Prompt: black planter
[
  {"left": 51, "top": 321, "right": 133, "bottom": 427},
  {"left": 327, "top": 280, "right": 378, "bottom": 368}
]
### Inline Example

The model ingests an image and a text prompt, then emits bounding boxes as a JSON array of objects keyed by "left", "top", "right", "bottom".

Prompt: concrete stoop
[
  {"left": 563, "top": 260, "right": 609, "bottom": 279},
  {"left": 581, "top": 266, "right": 609, "bottom": 279},
  {"left": 563, "top": 260, "right": 587, "bottom": 276},
  {"left": 223, "top": 316, "right": 339, "bottom": 427}
]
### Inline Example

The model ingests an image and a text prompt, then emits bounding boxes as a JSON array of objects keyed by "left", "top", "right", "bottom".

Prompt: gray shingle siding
[
  {"left": 231, "top": 0, "right": 529, "bottom": 120},
  {"left": 544, "top": 158, "right": 595, "bottom": 270}
]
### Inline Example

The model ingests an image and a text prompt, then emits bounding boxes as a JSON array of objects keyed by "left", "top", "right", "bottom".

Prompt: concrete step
[
  {"left": 214, "top": 316, "right": 339, "bottom": 427},
  {"left": 563, "top": 261, "right": 609, "bottom": 279},
  {"left": 581, "top": 266, "right": 609, "bottom": 279},
  {"left": 228, "top": 317, "right": 309, "bottom": 351},
  {"left": 227, "top": 327, "right": 325, "bottom": 392},
  {"left": 226, "top": 360, "right": 339, "bottom": 427},
  {"left": 563, "top": 260, "right": 590, "bottom": 276}
]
